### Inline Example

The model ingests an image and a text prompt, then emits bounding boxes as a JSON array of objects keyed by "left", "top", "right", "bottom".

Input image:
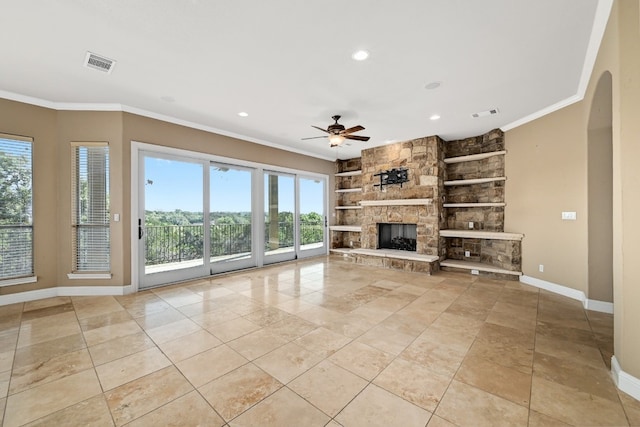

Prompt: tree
[{"left": 0, "top": 151, "right": 32, "bottom": 225}]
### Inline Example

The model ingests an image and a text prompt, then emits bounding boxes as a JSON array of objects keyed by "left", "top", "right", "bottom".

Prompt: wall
[{"left": 0, "top": 103, "right": 334, "bottom": 296}]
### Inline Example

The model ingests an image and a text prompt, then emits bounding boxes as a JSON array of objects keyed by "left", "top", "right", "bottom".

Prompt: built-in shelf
[
  {"left": 335, "top": 188, "right": 362, "bottom": 193},
  {"left": 351, "top": 248, "right": 439, "bottom": 263},
  {"left": 335, "top": 170, "right": 362, "bottom": 177},
  {"left": 330, "top": 248, "right": 353, "bottom": 255},
  {"left": 359, "top": 198, "right": 433, "bottom": 207},
  {"left": 444, "top": 150, "right": 506, "bottom": 164},
  {"left": 439, "top": 229, "right": 523, "bottom": 241},
  {"left": 334, "top": 206, "right": 363, "bottom": 210},
  {"left": 444, "top": 177, "right": 506, "bottom": 186},
  {"left": 440, "top": 259, "right": 522, "bottom": 276},
  {"left": 443, "top": 202, "right": 505, "bottom": 208},
  {"left": 329, "top": 225, "right": 362, "bottom": 232}
]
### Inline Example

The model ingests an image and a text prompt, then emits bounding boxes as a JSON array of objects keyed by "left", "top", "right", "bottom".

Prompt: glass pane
[
  {"left": 299, "top": 177, "right": 324, "bottom": 251},
  {"left": 144, "top": 156, "right": 204, "bottom": 274},
  {"left": 264, "top": 173, "right": 294, "bottom": 255},
  {"left": 210, "top": 165, "right": 252, "bottom": 264}
]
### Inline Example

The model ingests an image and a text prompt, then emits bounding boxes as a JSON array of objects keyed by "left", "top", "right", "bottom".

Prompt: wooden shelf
[
  {"left": 359, "top": 199, "right": 433, "bottom": 207},
  {"left": 439, "top": 259, "right": 522, "bottom": 276},
  {"left": 444, "top": 177, "right": 506, "bottom": 186},
  {"left": 335, "top": 188, "right": 362, "bottom": 193},
  {"left": 443, "top": 202, "right": 505, "bottom": 208},
  {"left": 439, "top": 229, "right": 523, "bottom": 241},
  {"left": 329, "top": 225, "right": 362, "bottom": 232},
  {"left": 444, "top": 151, "right": 506, "bottom": 164},
  {"left": 335, "top": 206, "right": 362, "bottom": 210},
  {"left": 335, "top": 170, "right": 362, "bottom": 177}
]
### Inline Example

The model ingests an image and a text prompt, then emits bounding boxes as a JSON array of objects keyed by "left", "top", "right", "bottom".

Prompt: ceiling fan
[{"left": 302, "top": 115, "right": 370, "bottom": 147}]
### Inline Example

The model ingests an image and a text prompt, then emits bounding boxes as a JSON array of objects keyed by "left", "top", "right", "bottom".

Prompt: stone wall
[{"left": 359, "top": 136, "right": 444, "bottom": 257}]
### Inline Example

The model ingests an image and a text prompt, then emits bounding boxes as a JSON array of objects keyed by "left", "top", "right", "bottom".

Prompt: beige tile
[
  {"left": 336, "top": 384, "right": 432, "bottom": 427},
  {"left": 145, "top": 318, "right": 202, "bottom": 344},
  {"left": 435, "top": 380, "right": 529, "bottom": 427},
  {"left": 190, "top": 307, "right": 240, "bottom": 328},
  {"left": 264, "top": 316, "right": 317, "bottom": 341},
  {"left": 79, "top": 309, "right": 133, "bottom": 332},
  {"left": 427, "top": 415, "right": 457, "bottom": 427},
  {"left": 96, "top": 347, "right": 171, "bottom": 391},
  {"left": 176, "top": 344, "right": 248, "bottom": 387},
  {"left": 275, "top": 298, "right": 317, "bottom": 314},
  {"left": 134, "top": 306, "right": 187, "bottom": 330},
  {"left": 231, "top": 386, "right": 330, "bottom": 427},
  {"left": 153, "top": 287, "right": 203, "bottom": 307},
  {"left": 329, "top": 341, "right": 394, "bottom": 381},
  {"left": 455, "top": 355, "right": 531, "bottom": 406},
  {"left": 187, "top": 283, "right": 235, "bottom": 300},
  {"left": 199, "top": 363, "right": 282, "bottom": 421},
  {"left": 294, "top": 327, "right": 352, "bottom": 357},
  {"left": 72, "top": 296, "right": 124, "bottom": 319},
  {"left": 105, "top": 366, "right": 193, "bottom": 426},
  {"left": 17, "top": 311, "right": 81, "bottom": 348},
  {"left": 400, "top": 338, "right": 466, "bottom": 378},
  {"left": 357, "top": 323, "right": 416, "bottom": 355},
  {"left": 254, "top": 342, "right": 324, "bottom": 384},
  {"left": 4, "top": 369, "right": 102, "bottom": 427},
  {"left": 296, "top": 305, "right": 344, "bottom": 326},
  {"left": 322, "top": 312, "right": 380, "bottom": 338},
  {"left": 207, "top": 316, "right": 261, "bottom": 342},
  {"left": 115, "top": 292, "right": 172, "bottom": 318},
  {"left": 533, "top": 351, "right": 618, "bottom": 402},
  {"left": 466, "top": 323, "right": 535, "bottom": 374},
  {"left": 157, "top": 329, "right": 222, "bottom": 363},
  {"left": 88, "top": 331, "right": 156, "bottom": 366},
  {"left": 13, "top": 332, "right": 86, "bottom": 370},
  {"left": 0, "top": 397, "right": 6, "bottom": 425},
  {"left": 10, "top": 348, "right": 94, "bottom": 394},
  {"left": 24, "top": 395, "right": 114, "bottom": 427},
  {"left": 126, "top": 390, "right": 225, "bottom": 427},
  {"left": 178, "top": 298, "right": 233, "bottom": 317},
  {"left": 83, "top": 319, "right": 144, "bottom": 347},
  {"left": 289, "top": 360, "right": 368, "bottom": 417},
  {"left": 530, "top": 376, "right": 628, "bottom": 426},
  {"left": 23, "top": 296, "right": 70, "bottom": 312},
  {"left": 0, "top": 349, "right": 14, "bottom": 373},
  {"left": 227, "top": 329, "right": 289, "bottom": 360},
  {"left": 535, "top": 334, "right": 606, "bottom": 370},
  {"left": 486, "top": 300, "right": 538, "bottom": 331},
  {"left": 619, "top": 390, "right": 640, "bottom": 426},
  {"left": 0, "top": 369, "right": 9, "bottom": 398},
  {"left": 527, "top": 410, "right": 571, "bottom": 427},
  {"left": 373, "top": 357, "right": 451, "bottom": 412},
  {"left": 21, "top": 301, "right": 75, "bottom": 321}
]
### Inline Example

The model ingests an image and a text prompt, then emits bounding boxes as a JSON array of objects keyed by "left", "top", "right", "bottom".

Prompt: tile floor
[{"left": 1, "top": 257, "right": 639, "bottom": 426}]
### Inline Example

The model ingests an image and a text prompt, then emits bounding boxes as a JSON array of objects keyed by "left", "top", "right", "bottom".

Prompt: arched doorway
[{"left": 587, "top": 71, "right": 613, "bottom": 305}]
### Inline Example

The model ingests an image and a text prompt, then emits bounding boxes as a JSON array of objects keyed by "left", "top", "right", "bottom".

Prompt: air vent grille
[
  {"left": 84, "top": 52, "right": 116, "bottom": 74},
  {"left": 471, "top": 108, "right": 499, "bottom": 118}
]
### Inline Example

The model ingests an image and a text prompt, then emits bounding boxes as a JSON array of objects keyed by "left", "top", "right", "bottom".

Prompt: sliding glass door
[
  {"left": 298, "top": 176, "right": 326, "bottom": 258},
  {"left": 210, "top": 163, "right": 255, "bottom": 273},
  {"left": 264, "top": 172, "right": 296, "bottom": 264}
]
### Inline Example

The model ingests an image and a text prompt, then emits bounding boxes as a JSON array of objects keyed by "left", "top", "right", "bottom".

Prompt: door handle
[{"left": 138, "top": 218, "right": 143, "bottom": 240}]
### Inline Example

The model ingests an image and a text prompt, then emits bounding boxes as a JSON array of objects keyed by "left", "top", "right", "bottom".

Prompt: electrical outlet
[
  {"left": 349, "top": 240, "right": 353, "bottom": 247},
  {"left": 561, "top": 212, "right": 577, "bottom": 220},
  {"left": 465, "top": 250, "right": 471, "bottom": 257},
  {"left": 468, "top": 221, "right": 474, "bottom": 229},
  {"left": 539, "top": 264, "right": 544, "bottom": 272},
  {"left": 471, "top": 269, "right": 479, "bottom": 275}
]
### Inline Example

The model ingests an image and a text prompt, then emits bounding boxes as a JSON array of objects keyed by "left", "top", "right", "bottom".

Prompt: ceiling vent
[
  {"left": 84, "top": 52, "right": 116, "bottom": 74},
  {"left": 471, "top": 108, "right": 499, "bottom": 118}
]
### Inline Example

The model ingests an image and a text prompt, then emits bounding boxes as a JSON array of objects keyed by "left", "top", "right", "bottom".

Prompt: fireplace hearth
[{"left": 378, "top": 223, "right": 417, "bottom": 251}]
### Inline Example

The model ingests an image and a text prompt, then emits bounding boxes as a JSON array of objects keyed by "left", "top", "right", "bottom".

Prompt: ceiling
[{"left": 0, "top": 0, "right": 610, "bottom": 160}]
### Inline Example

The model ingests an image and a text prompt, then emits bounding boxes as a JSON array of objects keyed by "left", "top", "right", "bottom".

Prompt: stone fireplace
[{"left": 378, "top": 223, "right": 417, "bottom": 251}]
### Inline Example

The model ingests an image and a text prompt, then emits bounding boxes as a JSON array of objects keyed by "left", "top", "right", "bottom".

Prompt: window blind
[
  {"left": 0, "top": 134, "right": 33, "bottom": 280},
  {"left": 72, "top": 143, "right": 110, "bottom": 272}
]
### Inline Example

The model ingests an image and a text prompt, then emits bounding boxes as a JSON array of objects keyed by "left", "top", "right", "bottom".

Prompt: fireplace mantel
[{"left": 359, "top": 199, "right": 433, "bottom": 207}]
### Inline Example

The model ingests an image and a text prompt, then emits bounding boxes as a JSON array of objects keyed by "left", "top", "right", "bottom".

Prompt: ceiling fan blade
[
  {"left": 311, "top": 125, "right": 330, "bottom": 134},
  {"left": 344, "top": 135, "right": 370, "bottom": 141},
  {"left": 301, "top": 136, "right": 328, "bottom": 140},
  {"left": 342, "top": 125, "right": 365, "bottom": 135}
]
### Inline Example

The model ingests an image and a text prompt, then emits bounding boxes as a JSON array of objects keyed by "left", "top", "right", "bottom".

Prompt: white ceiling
[{"left": 0, "top": 0, "right": 610, "bottom": 160}]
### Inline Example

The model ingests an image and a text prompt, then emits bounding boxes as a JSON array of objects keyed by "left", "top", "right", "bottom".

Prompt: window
[
  {"left": 0, "top": 134, "right": 33, "bottom": 280},
  {"left": 72, "top": 143, "right": 110, "bottom": 272}
]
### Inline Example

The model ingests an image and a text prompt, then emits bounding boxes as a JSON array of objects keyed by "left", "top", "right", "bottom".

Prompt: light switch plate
[{"left": 561, "top": 212, "right": 577, "bottom": 220}]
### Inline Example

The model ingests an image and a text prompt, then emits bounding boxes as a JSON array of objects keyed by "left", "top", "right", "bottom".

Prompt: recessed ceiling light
[
  {"left": 352, "top": 50, "right": 370, "bottom": 61},
  {"left": 238, "top": 112, "right": 249, "bottom": 117},
  {"left": 425, "top": 81, "right": 442, "bottom": 90},
  {"left": 430, "top": 114, "right": 441, "bottom": 121}
]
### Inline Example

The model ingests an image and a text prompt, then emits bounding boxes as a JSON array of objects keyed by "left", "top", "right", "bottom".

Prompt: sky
[{"left": 144, "top": 156, "right": 324, "bottom": 214}]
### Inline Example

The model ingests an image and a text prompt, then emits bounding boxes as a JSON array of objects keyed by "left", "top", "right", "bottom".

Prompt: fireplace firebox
[{"left": 378, "top": 223, "right": 417, "bottom": 251}]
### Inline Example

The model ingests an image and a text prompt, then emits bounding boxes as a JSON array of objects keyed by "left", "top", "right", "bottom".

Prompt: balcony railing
[{"left": 145, "top": 221, "right": 323, "bottom": 266}]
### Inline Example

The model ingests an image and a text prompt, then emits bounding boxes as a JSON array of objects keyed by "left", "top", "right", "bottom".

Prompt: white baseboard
[
  {"left": 612, "top": 356, "right": 640, "bottom": 401},
  {"left": 0, "top": 285, "right": 134, "bottom": 306},
  {"left": 520, "top": 275, "right": 613, "bottom": 314}
]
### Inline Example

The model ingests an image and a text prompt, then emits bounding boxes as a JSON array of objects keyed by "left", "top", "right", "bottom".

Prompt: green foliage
[{"left": 0, "top": 151, "right": 32, "bottom": 225}]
